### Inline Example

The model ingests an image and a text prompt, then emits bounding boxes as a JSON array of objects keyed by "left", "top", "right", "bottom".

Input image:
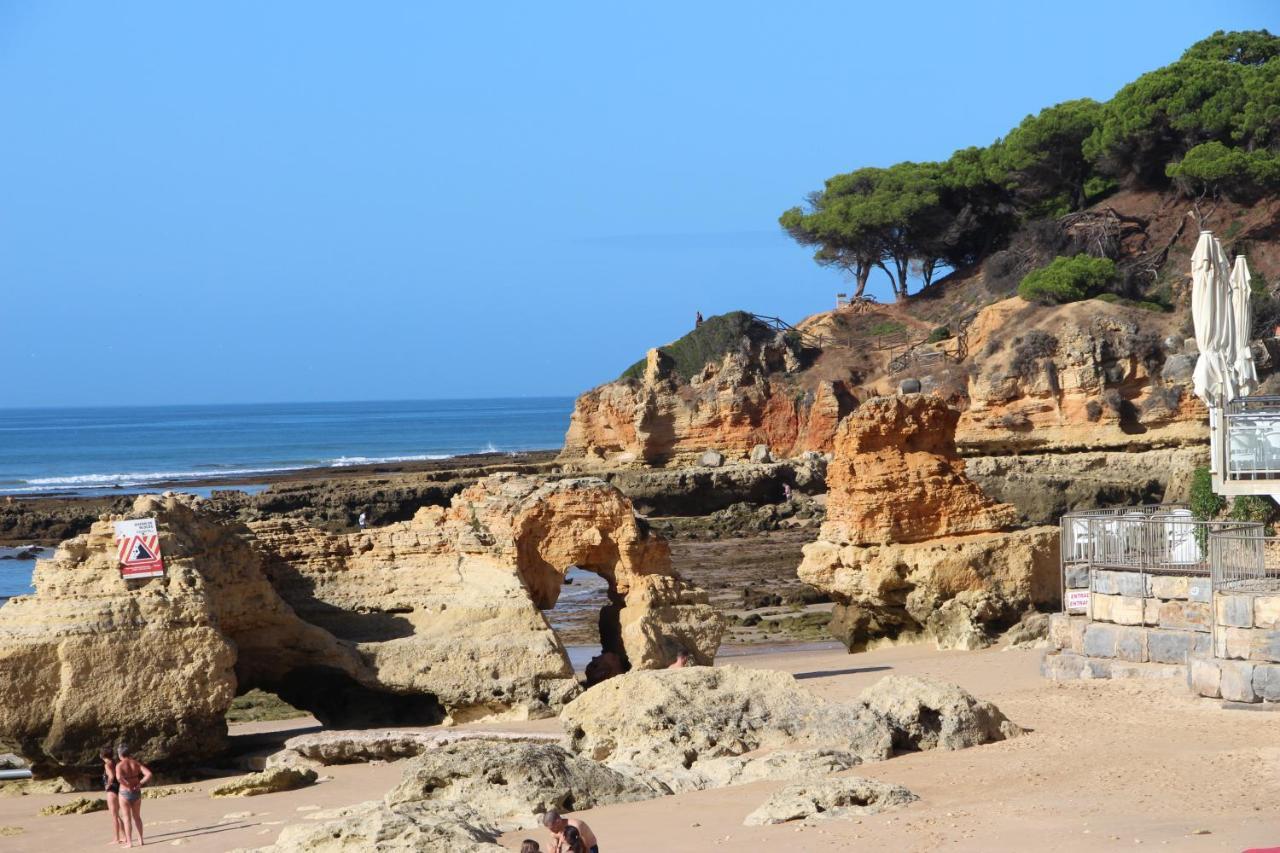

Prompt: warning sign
[
  {"left": 1065, "top": 588, "right": 1090, "bottom": 614},
  {"left": 114, "top": 518, "right": 165, "bottom": 579}
]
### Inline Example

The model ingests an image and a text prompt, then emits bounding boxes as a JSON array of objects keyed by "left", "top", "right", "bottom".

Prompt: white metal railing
[
  {"left": 1224, "top": 397, "right": 1280, "bottom": 481},
  {"left": 1209, "top": 525, "right": 1280, "bottom": 593}
]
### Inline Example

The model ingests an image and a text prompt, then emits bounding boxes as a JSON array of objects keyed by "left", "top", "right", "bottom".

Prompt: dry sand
[{"left": 3, "top": 642, "right": 1279, "bottom": 852}]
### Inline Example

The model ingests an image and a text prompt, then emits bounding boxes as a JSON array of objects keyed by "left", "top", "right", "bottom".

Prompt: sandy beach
[{"left": 4, "top": 641, "right": 1278, "bottom": 852}]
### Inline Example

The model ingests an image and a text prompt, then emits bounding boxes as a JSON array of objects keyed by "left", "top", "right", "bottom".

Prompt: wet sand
[{"left": 4, "top": 642, "right": 1279, "bottom": 852}]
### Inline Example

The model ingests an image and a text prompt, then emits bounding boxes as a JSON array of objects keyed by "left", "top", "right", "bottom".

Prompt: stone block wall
[
  {"left": 1186, "top": 592, "right": 1280, "bottom": 703},
  {"left": 1045, "top": 570, "right": 1214, "bottom": 682}
]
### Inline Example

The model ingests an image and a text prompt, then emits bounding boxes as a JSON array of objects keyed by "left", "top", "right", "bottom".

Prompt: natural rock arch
[{"left": 0, "top": 476, "right": 723, "bottom": 773}]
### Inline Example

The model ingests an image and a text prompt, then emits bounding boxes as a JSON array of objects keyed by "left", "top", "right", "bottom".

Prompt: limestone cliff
[
  {"left": 558, "top": 188, "right": 1280, "bottom": 521},
  {"left": 798, "top": 395, "right": 1059, "bottom": 651},
  {"left": 561, "top": 316, "right": 857, "bottom": 467},
  {"left": 0, "top": 476, "right": 723, "bottom": 773}
]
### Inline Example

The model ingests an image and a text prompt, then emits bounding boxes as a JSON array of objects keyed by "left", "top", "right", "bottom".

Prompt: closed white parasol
[
  {"left": 1191, "top": 231, "right": 1237, "bottom": 409},
  {"left": 1230, "top": 253, "right": 1258, "bottom": 394},
  {"left": 1191, "top": 231, "right": 1237, "bottom": 473}
]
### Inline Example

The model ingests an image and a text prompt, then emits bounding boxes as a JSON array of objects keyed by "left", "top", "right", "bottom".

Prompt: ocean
[
  {"left": 0, "top": 397, "right": 576, "bottom": 601},
  {"left": 0, "top": 398, "right": 574, "bottom": 496}
]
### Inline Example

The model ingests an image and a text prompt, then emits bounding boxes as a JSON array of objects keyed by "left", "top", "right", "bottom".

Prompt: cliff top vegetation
[{"left": 780, "top": 30, "right": 1280, "bottom": 307}]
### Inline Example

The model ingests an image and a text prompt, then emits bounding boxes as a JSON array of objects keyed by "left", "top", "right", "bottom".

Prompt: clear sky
[{"left": 0, "top": 1, "right": 1273, "bottom": 407}]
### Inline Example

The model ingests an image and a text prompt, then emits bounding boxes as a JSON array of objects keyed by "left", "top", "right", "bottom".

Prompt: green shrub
[
  {"left": 1018, "top": 255, "right": 1117, "bottom": 304},
  {"left": 869, "top": 320, "right": 906, "bottom": 337},
  {"left": 926, "top": 326, "right": 952, "bottom": 343},
  {"left": 1190, "top": 466, "right": 1225, "bottom": 522},
  {"left": 618, "top": 311, "right": 777, "bottom": 382},
  {"left": 1230, "top": 495, "right": 1274, "bottom": 527}
]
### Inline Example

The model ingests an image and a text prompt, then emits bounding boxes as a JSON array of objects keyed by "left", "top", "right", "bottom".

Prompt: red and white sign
[
  {"left": 1065, "top": 589, "right": 1090, "bottom": 614},
  {"left": 113, "top": 518, "right": 164, "bottom": 579}
]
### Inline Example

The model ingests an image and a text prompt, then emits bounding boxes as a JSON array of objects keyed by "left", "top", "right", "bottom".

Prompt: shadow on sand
[{"left": 793, "top": 665, "right": 892, "bottom": 681}]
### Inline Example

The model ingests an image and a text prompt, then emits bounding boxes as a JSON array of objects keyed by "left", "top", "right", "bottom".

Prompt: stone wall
[
  {"left": 1044, "top": 570, "right": 1213, "bottom": 680},
  {"left": 1187, "top": 592, "right": 1280, "bottom": 703},
  {"left": 1048, "top": 576, "right": 1280, "bottom": 704}
]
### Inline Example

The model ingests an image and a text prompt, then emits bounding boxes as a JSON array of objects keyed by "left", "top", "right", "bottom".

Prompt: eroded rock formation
[
  {"left": 0, "top": 475, "right": 723, "bottom": 773},
  {"left": 799, "top": 395, "right": 1059, "bottom": 650},
  {"left": 561, "top": 327, "right": 857, "bottom": 467}
]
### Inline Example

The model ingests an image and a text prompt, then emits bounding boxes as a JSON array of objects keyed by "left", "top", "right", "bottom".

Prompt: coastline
[
  {"left": 3, "top": 449, "right": 562, "bottom": 500},
  {"left": 0, "top": 450, "right": 561, "bottom": 546}
]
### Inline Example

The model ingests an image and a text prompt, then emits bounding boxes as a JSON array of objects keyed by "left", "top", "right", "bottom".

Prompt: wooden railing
[{"left": 750, "top": 309, "right": 976, "bottom": 376}]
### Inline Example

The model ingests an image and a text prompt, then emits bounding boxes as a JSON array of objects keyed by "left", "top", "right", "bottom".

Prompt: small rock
[
  {"left": 744, "top": 777, "right": 917, "bottom": 825},
  {"left": 38, "top": 797, "right": 106, "bottom": 816},
  {"left": 211, "top": 767, "right": 317, "bottom": 798}
]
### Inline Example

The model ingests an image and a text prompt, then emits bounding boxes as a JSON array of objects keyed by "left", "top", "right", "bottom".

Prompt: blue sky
[{"left": 0, "top": 2, "right": 1273, "bottom": 406}]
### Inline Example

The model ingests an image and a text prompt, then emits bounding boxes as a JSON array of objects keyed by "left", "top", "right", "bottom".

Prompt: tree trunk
[{"left": 853, "top": 264, "right": 871, "bottom": 297}]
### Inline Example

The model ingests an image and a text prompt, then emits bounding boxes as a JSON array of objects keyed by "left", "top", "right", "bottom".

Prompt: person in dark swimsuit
[
  {"left": 114, "top": 744, "right": 153, "bottom": 848},
  {"left": 100, "top": 747, "right": 125, "bottom": 845}
]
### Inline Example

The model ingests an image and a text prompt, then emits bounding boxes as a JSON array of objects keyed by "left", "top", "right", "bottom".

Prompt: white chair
[
  {"left": 1229, "top": 417, "right": 1262, "bottom": 478},
  {"left": 1165, "top": 508, "right": 1201, "bottom": 564}
]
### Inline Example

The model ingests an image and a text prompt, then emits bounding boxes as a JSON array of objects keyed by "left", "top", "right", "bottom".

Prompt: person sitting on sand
[
  {"left": 521, "top": 841, "right": 541, "bottom": 853},
  {"left": 542, "top": 809, "right": 599, "bottom": 853},
  {"left": 101, "top": 746, "right": 125, "bottom": 846},
  {"left": 667, "top": 648, "right": 691, "bottom": 669},
  {"left": 114, "top": 744, "right": 153, "bottom": 848}
]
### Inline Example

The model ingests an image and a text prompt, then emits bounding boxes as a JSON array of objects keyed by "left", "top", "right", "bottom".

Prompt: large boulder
[
  {"left": 210, "top": 767, "right": 317, "bottom": 798},
  {"left": 385, "top": 741, "right": 654, "bottom": 822},
  {"left": 268, "top": 730, "right": 562, "bottom": 768},
  {"left": 0, "top": 494, "right": 362, "bottom": 774},
  {"left": 560, "top": 666, "right": 895, "bottom": 769},
  {"left": 256, "top": 802, "right": 505, "bottom": 853},
  {"left": 742, "top": 776, "right": 917, "bottom": 826},
  {"left": 798, "top": 395, "right": 1059, "bottom": 650},
  {"left": 251, "top": 739, "right": 658, "bottom": 853},
  {"left": 853, "top": 675, "right": 1023, "bottom": 751}
]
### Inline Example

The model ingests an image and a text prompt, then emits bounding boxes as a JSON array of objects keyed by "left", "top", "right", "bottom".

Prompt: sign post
[{"left": 113, "top": 518, "right": 165, "bottom": 579}]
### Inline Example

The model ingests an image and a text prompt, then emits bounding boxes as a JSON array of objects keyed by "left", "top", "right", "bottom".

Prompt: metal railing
[
  {"left": 1224, "top": 396, "right": 1280, "bottom": 481},
  {"left": 1209, "top": 526, "right": 1280, "bottom": 593},
  {"left": 1060, "top": 505, "right": 1187, "bottom": 569},
  {"left": 1059, "top": 505, "right": 1190, "bottom": 613}
]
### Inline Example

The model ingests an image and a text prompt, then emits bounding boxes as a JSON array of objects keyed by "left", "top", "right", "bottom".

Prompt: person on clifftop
[
  {"left": 115, "top": 744, "right": 153, "bottom": 848},
  {"left": 542, "top": 809, "right": 599, "bottom": 853}
]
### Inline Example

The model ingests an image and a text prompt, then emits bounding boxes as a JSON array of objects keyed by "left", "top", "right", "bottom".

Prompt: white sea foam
[
  {"left": 12, "top": 465, "right": 313, "bottom": 492},
  {"left": 329, "top": 454, "right": 452, "bottom": 466}
]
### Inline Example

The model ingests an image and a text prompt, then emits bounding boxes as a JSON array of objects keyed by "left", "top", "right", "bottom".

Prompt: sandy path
[{"left": 4, "top": 643, "right": 1280, "bottom": 851}]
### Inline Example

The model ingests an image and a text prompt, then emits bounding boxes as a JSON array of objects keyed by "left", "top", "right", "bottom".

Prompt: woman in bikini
[
  {"left": 100, "top": 747, "right": 125, "bottom": 846},
  {"left": 114, "top": 744, "right": 153, "bottom": 848}
]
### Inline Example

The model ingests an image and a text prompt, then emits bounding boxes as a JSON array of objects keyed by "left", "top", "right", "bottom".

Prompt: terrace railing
[
  {"left": 1209, "top": 525, "right": 1280, "bottom": 594},
  {"left": 1223, "top": 396, "right": 1280, "bottom": 482}
]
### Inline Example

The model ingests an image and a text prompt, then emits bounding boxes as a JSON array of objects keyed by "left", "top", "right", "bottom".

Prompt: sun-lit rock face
[
  {"left": 251, "top": 473, "right": 723, "bottom": 698},
  {"left": 956, "top": 297, "right": 1207, "bottom": 453},
  {"left": 0, "top": 476, "right": 722, "bottom": 774},
  {"left": 798, "top": 395, "right": 1059, "bottom": 651},
  {"left": 561, "top": 340, "right": 856, "bottom": 467},
  {"left": 0, "top": 493, "right": 365, "bottom": 774},
  {"left": 819, "top": 395, "right": 1020, "bottom": 546}
]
